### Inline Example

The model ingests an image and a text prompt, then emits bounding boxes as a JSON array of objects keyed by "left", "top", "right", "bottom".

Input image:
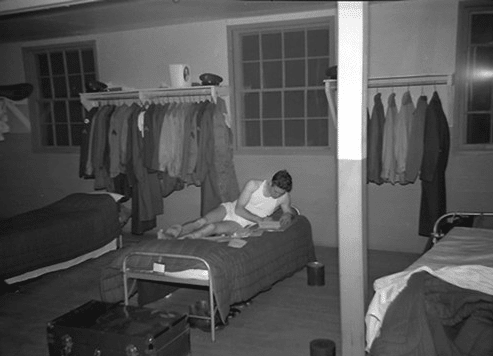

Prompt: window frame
[
  {"left": 22, "top": 40, "right": 98, "bottom": 153},
  {"left": 455, "top": 1, "right": 493, "bottom": 152},
  {"left": 227, "top": 17, "right": 336, "bottom": 155}
]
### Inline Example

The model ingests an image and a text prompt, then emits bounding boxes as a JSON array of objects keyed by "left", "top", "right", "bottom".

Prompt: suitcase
[{"left": 47, "top": 300, "right": 190, "bottom": 356}]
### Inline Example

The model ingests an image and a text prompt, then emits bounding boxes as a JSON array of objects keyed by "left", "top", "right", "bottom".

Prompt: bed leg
[
  {"left": 209, "top": 285, "right": 215, "bottom": 341},
  {"left": 118, "top": 234, "right": 123, "bottom": 249}
]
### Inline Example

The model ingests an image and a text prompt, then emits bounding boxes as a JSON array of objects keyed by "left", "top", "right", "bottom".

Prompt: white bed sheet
[
  {"left": 6, "top": 238, "right": 119, "bottom": 284},
  {"left": 165, "top": 269, "right": 209, "bottom": 280},
  {"left": 365, "top": 227, "right": 493, "bottom": 351}
]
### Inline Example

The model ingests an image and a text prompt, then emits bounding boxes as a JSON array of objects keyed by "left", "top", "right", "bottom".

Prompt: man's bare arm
[{"left": 279, "top": 194, "right": 295, "bottom": 227}]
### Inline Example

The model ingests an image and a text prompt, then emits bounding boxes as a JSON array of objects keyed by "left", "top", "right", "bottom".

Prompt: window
[
  {"left": 456, "top": 3, "right": 493, "bottom": 150},
  {"left": 228, "top": 18, "right": 335, "bottom": 150},
  {"left": 23, "top": 41, "right": 97, "bottom": 152}
]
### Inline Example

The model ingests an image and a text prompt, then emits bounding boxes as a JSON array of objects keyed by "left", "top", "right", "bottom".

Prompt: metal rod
[{"left": 324, "top": 73, "right": 453, "bottom": 90}]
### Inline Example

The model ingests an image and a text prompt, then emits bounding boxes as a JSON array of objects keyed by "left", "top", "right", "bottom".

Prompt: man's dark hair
[{"left": 272, "top": 169, "right": 292, "bottom": 192}]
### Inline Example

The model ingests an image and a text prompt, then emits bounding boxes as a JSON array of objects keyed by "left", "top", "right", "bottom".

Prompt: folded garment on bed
[
  {"left": 0, "top": 193, "right": 121, "bottom": 281},
  {"left": 366, "top": 227, "right": 493, "bottom": 351},
  {"left": 100, "top": 215, "right": 315, "bottom": 323}
]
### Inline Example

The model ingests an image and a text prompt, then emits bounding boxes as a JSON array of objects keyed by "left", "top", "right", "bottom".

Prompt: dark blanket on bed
[
  {"left": 370, "top": 271, "right": 493, "bottom": 356},
  {"left": 0, "top": 193, "right": 121, "bottom": 280},
  {"left": 100, "top": 215, "right": 315, "bottom": 323}
]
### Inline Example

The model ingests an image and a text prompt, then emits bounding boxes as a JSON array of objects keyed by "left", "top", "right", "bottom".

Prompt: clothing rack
[
  {"left": 324, "top": 73, "right": 454, "bottom": 125},
  {"left": 80, "top": 85, "right": 229, "bottom": 111}
]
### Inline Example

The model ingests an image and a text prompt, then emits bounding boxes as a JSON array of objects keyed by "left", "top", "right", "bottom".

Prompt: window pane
[
  {"left": 66, "top": 50, "right": 81, "bottom": 74},
  {"left": 69, "top": 101, "right": 83, "bottom": 123},
  {"left": 242, "top": 34, "right": 259, "bottom": 61},
  {"left": 284, "top": 91, "right": 304, "bottom": 118},
  {"left": 263, "top": 61, "right": 282, "bottom": 88},
  {"left": 81, "top": 49, "right": 95, "bottom": 72},
  {"left": 244, "top": 120, "right": 260, "bottom": 146},
  {"left": 37, "top": 53, "right": 50, "bottom": 76},
  {"left": 307, "top": 119, "right": 329, "bottom": 146},
  {"left": 285, "top": 119, "right": 305, "bottom": 146},
  {"left": 262, "top": 120, "right": 282, "bottom": 146},
  {"left": 467, "top": 113, "right": 491, "bottom": 143},
  {"left": 54, "top": 101, "right": 68, "bottom": 123},
  {"left": 469, "top": 46, "right": 493, "bottom": 111},
  {"left": 308, "top": 57, "right": 329, "bottom": 86},
  {"left": 71, "top": 123, "right": 83, "bottom": 146},
  {"left": 284, "top": 31, "right": 305, "bottom": 58},
  {"left": 69, "top": 75, "right": 83, "bottom": 98},
  {"left": 473, "top": 46, "right": 493, "bottom": 77},
  {"left": 262, "top": 91, "right": 281, "bottom": 118},
  {"left": 471, "top": 14, "right": 493, "bottom": 45},
  {"left": 41, "top": 124, "right": 54, "bottom": 146},
  {"left": 53, "top": 77, "right": 68, "bottom": 98},
  {"left": 244, "top": 92, "right": 260, "bottom": 119},
  {"left": 285, "top": 59, "right": 305, "bottom": 87},
  {"left": 243, "top": 62, "right": 260, "bottom": 89},
  {"left": 307, "top": 89, "right": 328, "bottom": 117},
  {"left": 41, "top": 78, "right": 52, "bottom": 98},
  {"left": 85, "top": 74, "right": 96, "bottom": 91},
  {"left": 307, "top": 29, "right": 329, "bottom": 57},
  {"left": 50, "top": 52, "right": 65, "bottom": 75},
  {"left": 470, "top": 80, "right": 492, "bottom": 111},
  {"left": 262, "top": 33, "right": 282, "bottom": 60},
  {"left": 55, "top": 124, "right": 70, "bottom": 146},
  {"left": 41, "top": 102, "right": 53, "bottom": 124}
]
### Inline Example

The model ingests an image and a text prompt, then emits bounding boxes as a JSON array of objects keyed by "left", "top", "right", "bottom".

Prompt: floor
[{"left": 0, "top": 230, "right": 419, "bottom": 356}]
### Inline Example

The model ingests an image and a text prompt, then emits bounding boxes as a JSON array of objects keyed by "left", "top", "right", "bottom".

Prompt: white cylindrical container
[{"left": 169, "top": 64, "right": 191, "bottom": 88}]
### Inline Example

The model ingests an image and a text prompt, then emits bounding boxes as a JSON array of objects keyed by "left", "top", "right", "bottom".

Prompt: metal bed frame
[
  {"left": 431, "top": 211, "right": 493, "bottom": 244},
  {"left": 122, "top": 252, "right": 218, "bottom": 341}
]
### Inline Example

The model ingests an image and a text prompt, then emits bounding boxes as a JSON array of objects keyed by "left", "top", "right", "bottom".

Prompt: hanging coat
[
  {"left": 381, "top": 93, "right": 398, "bottom": 184},
  {"left": 394, "top": 91, "right": 414, "bottom": 184},
  {"left": 405, "top": 95, "right": 427, "bottom": 183},
  {"left": 79, "top": 106, "right": 98, "bottom": 179},
  {"left": 367, "top": 93, "right": 386, "bottom": 184},
  {"left": 418, "top": 91, "right": 450, "bottom": 237}
]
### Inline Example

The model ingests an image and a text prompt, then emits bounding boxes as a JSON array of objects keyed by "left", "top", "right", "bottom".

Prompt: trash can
[
  {"left": 306, "top": 261, "right": 325, "bottom": 286},
  {"left": 310, "top": 338, "right": 335, "bottom": 356}
]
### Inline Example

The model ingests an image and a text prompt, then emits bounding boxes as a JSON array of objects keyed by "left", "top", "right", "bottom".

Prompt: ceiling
[{"left": 0, "top": 0, "right": 337, "bottom": 44}]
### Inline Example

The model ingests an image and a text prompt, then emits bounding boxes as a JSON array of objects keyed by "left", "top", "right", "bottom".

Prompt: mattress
[
  {"left": 0, "top": 193, "right": 122, "bottom": 282},
  {"left": 366, "top": 227, "right": 493, "bottom": 350}
]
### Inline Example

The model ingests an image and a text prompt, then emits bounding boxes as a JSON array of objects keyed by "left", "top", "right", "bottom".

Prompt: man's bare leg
[
  {"left": 179, "top": 221, "right": 241, "bottom": 239},
  {"left": 159, "top": 205, "right": 228, "bottom": 239}
]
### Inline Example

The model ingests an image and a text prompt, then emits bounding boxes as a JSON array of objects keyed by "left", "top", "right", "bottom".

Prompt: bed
[
  {"left": 99, "top": 213, "right": 316, "bottom": 341},
  {"left": 365, "top": 212, "right": 493, "bottom": 356},
  {"left": 0, "top": 192, "right": 122, "bottom": 285}
]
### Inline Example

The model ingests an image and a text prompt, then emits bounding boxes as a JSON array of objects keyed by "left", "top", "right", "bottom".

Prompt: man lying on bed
[{"left": 158, "top": 169, "right": 296, "bottom": 240}]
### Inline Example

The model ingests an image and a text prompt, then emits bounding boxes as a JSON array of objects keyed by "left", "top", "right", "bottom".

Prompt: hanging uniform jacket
[
  {"left": 381, "top": 93, "right": 398, "bottom": 184},
  {"left": 419, "top": 91, "right": 450, "bottom": 237},
  {"left": 405, "top": 95, "right": 427, "bottom": 183},
  {"left": 367, "top": 93, "right": 386, "bottom": 185},
  {"left": 108, "top": 104, "right": 131, "bottom": 178},
  {"left": 92, "top": 105, "right": 115, "bottom": 190},
  {"left": 394, "top": 91, "right": 415, "bottom": 184},
  {"left": 79, "top": 106, "right": 98, "bottom": 179}
]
